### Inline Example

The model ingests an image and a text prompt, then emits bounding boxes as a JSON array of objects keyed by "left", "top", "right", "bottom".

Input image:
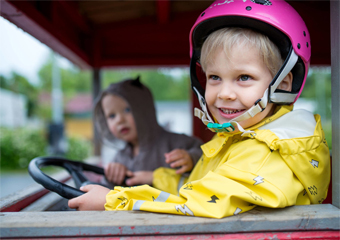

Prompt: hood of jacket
[{"left": 94, "top": 77, "right": 163, "bottom": 149}]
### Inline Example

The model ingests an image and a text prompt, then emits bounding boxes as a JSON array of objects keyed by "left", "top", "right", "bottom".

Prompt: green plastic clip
[{"left": 207, "top": 122, "right": 235, "bottom": 132}]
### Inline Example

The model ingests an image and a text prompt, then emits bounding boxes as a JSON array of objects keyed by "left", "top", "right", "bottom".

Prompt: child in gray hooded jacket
[{"left": 94, "top": 77, "right": 203, "bottom": 186}]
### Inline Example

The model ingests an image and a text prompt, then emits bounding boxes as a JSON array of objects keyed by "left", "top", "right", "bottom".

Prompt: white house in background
[{"left": 0, "top": 88, "right": 27, "bottom": 128}]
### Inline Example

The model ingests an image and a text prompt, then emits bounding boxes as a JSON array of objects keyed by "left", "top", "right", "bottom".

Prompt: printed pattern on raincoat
[{"left": 105, "top": 105, "right": 330, "bottom": 218}]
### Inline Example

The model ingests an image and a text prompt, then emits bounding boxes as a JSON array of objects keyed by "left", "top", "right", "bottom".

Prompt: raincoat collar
[{"left": 202, "top": 105, "right": 293, "bottom": 158}]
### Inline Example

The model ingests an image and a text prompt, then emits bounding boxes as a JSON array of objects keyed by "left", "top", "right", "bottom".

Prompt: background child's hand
[
  {"left": 165, "top": 149, "right": 193, "bottom": 174},
  {"left": 68, "top": 184, "right": 110, "bottom": 211},
  {"left": 125, "top": 171, "right": 153, "bottom": 186},
  {"left": 105, "top": 162, "right": 128, "bottom": 185}
]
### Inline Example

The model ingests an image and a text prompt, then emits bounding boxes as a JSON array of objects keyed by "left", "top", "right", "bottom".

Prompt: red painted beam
[
  {"left": 0, "top": 189, "right": 49, "bottom": 212},
  {"left": 157, "top": 0, "right": 170, "bottom": 24},
  {"left": 289, "top": 1, "right": 331, "bottom": 66},
  {"left": 96, "top": 12, "right": 199, "bottom": 68},
  {"left": 1, "top": 0, "right": 330, "bottom": 70},
  {"left": 58, "top": 0, "right": 90, "bottom": 34}
]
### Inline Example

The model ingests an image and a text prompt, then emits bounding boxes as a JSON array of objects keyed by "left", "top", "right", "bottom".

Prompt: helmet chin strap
[{"left": 194, "top": 48, "right": 299, "bottom": 134}]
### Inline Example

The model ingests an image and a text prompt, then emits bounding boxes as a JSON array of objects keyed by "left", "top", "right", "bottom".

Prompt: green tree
[
  {"left": 37, "top": 53, "right": 92, "bottom": 97},
  {"left": 37, "top": 52, "right": 190, "bottom": 102},
  {"left": 299, "top": 67, "right": 332, "bottom": 149},
  {"left": 300, "top": 68, "right": 331, "bottom": 119},
  {"left": 102, "top": 68, "right": 190, "bottom": 101}
]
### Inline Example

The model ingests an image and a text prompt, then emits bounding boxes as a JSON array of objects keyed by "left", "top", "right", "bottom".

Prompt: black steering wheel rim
[{"left": 28, "top": 156, "right": 106, "bottom": 199}]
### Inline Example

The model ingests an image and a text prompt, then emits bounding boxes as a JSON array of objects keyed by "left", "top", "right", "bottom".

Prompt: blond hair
[{"left": 200, "top": 28, "right": 283, "bottom": 78}]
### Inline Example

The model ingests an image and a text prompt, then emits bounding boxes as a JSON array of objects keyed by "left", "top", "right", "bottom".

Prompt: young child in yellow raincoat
[{"left": 68, "top": 0, "right": 330, "bottom": 218}]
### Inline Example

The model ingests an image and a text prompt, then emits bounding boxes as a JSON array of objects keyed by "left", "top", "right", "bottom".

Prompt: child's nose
[
  {"left": 115, "top": 113, "right": 125, "bottom": 123},
  {"left": 218, "top": 82, "right": 237, "bottom": 100}
]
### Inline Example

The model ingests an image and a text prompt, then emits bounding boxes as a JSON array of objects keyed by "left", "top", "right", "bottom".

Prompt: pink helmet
[{"left": 189, "top": 0, "right": 311, "bottom": 107}]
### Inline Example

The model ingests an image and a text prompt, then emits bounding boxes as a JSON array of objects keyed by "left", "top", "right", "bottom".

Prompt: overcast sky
[{"left": 0, "top": 16, "right": 74, "bottom": 86}]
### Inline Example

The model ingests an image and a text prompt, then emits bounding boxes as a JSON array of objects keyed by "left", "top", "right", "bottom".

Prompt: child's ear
[{"left": 278, "top": 72, "right": 293, "bottom": 92}]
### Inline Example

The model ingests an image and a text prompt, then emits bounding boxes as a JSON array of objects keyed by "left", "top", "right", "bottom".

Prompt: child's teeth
[{"left": 222, "top": 109, "right": 240, "bottom": 114}]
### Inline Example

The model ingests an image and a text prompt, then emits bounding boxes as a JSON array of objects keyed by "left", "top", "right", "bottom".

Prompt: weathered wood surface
[
  {"left": 0, "top": 171, "right": 69, "bottom": 212},
  {"left": 1, "top": 204, "right": 339, "bottom": 238}
]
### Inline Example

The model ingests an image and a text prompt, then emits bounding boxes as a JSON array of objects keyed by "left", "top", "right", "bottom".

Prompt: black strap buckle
[{"left": 255, "top": 99, "right": 265, "bottom": 112}]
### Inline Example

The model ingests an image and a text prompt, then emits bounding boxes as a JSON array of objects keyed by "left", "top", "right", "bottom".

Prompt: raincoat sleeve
[
  {"left": 104, "top": 142, "right": 306, "bottom": 218},
  {"left": 152, "top": 167, "right": 189, "bottom": 195}
]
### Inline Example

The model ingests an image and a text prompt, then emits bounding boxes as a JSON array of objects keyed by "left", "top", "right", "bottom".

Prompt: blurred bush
[
  {"left": 0, "top": 127, "right": 91, "bottom": 170},
  {"left": 64, "top": 136, "right": 92, "bottom": 161}
]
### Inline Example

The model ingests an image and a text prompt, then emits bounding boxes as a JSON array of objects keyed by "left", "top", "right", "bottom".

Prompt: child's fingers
[
  {"left": 125, "top": 177, "right": 138, "bottom": 186},
  {"left": 105, "top": 164, "right": 115, "bottom": 182},
  {"left": 125, "top": 173, "right": 144, "bottom": 186},
  {"left": 126, "top": 170, "right": 134, "bottom": 177},
  {"left": 112, "top": 166, "right": 119, "bottom": 183},
  {"left": 168, "top": 149, "right": 184, "bottom": 157},
  {"left": 170, "top": 158, "right": 186, "bottom": 168},
  {"left": 68, "top": 185, "right": 94, "bottom": 209},
  {"left": 165, "top": 151, "right": 184, "bottom": 164},
  {"left": 116, "top": 169, "right": 126, "bottom": 185},
  {"left": 80, "top": 184, "right": 95, "bottom": 192},
  {"left": 126, "top": 171, "right": 153, "bottom": 186},
  {"left": 68, "top": 196, "right": 80, "bottom": 209},
  {"left": 113, "top": 166, "right": 125, "bottom": 185},
  {"left": 176, "top": 165, "right": 189, "bottom": 175}
]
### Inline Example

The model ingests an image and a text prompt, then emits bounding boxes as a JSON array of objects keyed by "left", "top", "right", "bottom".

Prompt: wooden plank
[
  {"left": 20, "top": 191, "right": 67, "bottom": 212},
  {"left": 21, "top": 179, "right": 75, "bottom": 212},
  {"left": 0, "top": 171, "right": 70, "bottom": 212},
  {"left": 1, "top": 205, "right": 339, "bottom": 238},
  {"left": 1, "top": 231, "right": 338, "bottom": 240}
]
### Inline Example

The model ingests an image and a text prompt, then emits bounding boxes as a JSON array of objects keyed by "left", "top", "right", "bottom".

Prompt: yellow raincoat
[{"left": 105, "top": 105, "right": 330, "bottom": 218}]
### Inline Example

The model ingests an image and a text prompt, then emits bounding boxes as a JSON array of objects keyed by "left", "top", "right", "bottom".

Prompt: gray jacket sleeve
[{"left": 167, "top": 132, "right": 204, "bottom": 166}]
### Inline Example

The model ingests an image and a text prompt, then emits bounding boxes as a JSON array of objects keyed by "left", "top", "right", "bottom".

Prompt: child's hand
[
  {"left": 125, "top": 171, "right": 153, "bottom": 186},
  {"left": 105, "top": 162, "right": 128, "bottom": 185},
  {"left": 165, "top": 149, "right": 194, "bottom": 174},
  {"left": 68, "top": 184, "right": 110, "bottom": 211}
]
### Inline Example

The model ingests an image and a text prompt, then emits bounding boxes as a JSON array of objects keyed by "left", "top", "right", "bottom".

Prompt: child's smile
[
  {"left": 204, "top": 44, "right": 275, "bottom": 130},
  {"left": 218, "top": 107, "right": 246, "bottom": 119}
]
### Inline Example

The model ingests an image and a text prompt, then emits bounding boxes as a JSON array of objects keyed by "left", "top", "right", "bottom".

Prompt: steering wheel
[{"left": 28, "top": 156, "right": 109, "bottom": 199}]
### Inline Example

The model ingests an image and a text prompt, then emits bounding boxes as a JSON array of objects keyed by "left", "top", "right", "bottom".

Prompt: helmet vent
[{"left": 251, "top": 0, "right": 272, "bottom": 6}]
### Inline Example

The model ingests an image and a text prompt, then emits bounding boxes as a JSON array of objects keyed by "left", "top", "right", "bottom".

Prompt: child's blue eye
[
  {"left": 108, "top": 114, "right": 116, "bottom": 119},
  {"left": 125, "top": 107, "right": 131, "bottom": 113},
  {"left": 210, "top": 75, "right": 220, "bottom": 81},
  {"left": 240, "top": 75, "right": 250, "bottom": 81}
]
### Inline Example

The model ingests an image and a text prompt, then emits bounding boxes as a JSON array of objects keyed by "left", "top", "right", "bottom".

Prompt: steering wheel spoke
[{"left": 63, "top": 162, "right": 89, "bottom": 188}]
